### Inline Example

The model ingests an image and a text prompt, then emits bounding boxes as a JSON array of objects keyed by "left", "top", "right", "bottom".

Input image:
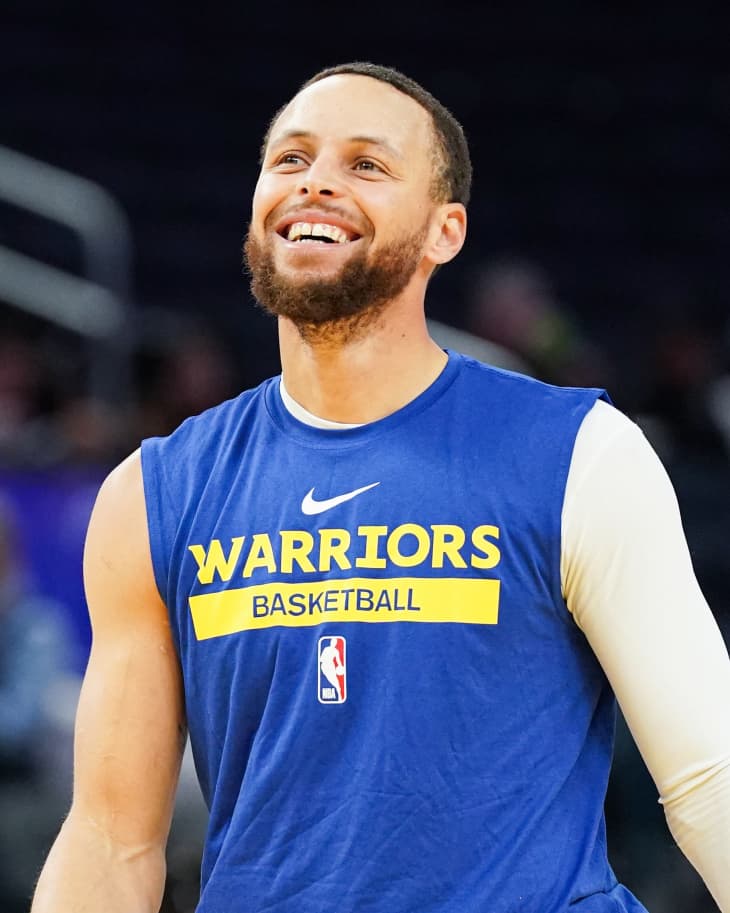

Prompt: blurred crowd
[
  {"left": 1, "top": 255, "right": 729, "bottom": 912},
  {"left": 4, "top": 258, "right": 730, "bottom": 477},
  {"left": 0, "top": 308, "right": 242, "bottom": 469}
]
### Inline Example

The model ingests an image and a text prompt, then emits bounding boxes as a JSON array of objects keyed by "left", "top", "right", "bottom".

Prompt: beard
[{"left": 243, "top": 222, "right": 428, "bottom": 344}]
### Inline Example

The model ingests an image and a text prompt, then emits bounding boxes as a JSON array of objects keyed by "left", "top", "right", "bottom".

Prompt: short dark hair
[{"left": 262, "top": 61, "right": 472, "bottom": 207}]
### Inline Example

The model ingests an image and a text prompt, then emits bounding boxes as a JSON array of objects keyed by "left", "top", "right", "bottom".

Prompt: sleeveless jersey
[{"left": 141, "top": 351, "right": 649, "bottom": 913}]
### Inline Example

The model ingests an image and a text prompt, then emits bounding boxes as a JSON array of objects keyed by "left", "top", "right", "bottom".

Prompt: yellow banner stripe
[{"left": 189, "top": 577, "right": 500, "bottom": 640}]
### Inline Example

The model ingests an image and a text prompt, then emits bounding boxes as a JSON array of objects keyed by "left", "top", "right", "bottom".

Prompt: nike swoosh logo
[{"left": 301, "top": 482, "right": 380, "bottom": 515}]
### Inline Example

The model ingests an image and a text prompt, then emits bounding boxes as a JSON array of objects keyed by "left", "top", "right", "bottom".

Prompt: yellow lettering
[
  {"left": 242, "top": 533, "right": 277, "bottom": 578},
  {"left": 318, "top": 529, "right": 352, "bottom": 572},
  {"left": 355, "top": 525, "right": 388, "bottom": 569},
  {"left": 280, "top": 530, "right": 316, "bottom": 573},
  {"left": 387, "top": 523, "right": 430, "bottom": 568},
  {"left": 188, "top": 523, "right": 502, "bottom": 583},
  {"left": 430, "top": 524, "right": 467, "bottom": 569},
  {"left": 470, "top": 525, "right": 501, "bottom": 569},
  {"left": 188, "top": 537, "right": 245, "bottom": 584}
]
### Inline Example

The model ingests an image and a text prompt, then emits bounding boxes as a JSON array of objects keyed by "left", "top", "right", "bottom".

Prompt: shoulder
[
  {"left": 570, "top": 400, "right": 663, "bottom": 490},
  {"left": 576, "top": 398, "right": 640, "bottom": 442},
  {"left": 86, "top": 448, "right": 147, "bottom": 561},
  {"left": 451, "top": 351, "right": 609, "bottom": 436},
  {"left": 84, "top": 450, "right": 166, "bottom": 628},
  {"left": 455, "top": 350, "right": 606, "bottom": 401},
  {"left": 92, "top": 447, "right": 145, "bottom": 519},
  {"left": 137, "top": 378, "right": 277, "bottom": 515}
]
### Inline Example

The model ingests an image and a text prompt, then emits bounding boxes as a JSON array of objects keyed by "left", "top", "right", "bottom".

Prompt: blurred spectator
[
  {"left": 708, "top": 371, "right": 730, "bottom": 462},
  {"left": 606, "top": 308, "right": 730, "bottom": 913},
  {"left": 137, "top": 321, "right": 239, "bottom": 439},
  {"left": 163, "top": 743, "right": 209, "bottom": 913},
  {"left": 705, "top": 298, "right": 730, "bottom": 448},
  {"left": 0, "top": 333, "right": 61, "bottom": 466},
  {"left": 427, "top": 318, "right": 530, "bottom": 374},
  {"left": 0, "top": 335, "right": 42, "bottom": 444},
  {"left": 637, "top": 316, "right": 726, "bottom": 463},
  {"left": 0, "top": 315, "right": 227, "bottom": 469},
  {"left": 54, "top": 396, "right": 135, "bottom": 466},
  {"left": 0, "top": 326, "right": 132, "bottom": 469},
  {"left": 0, "top": 497, "right": 79, "bottom": 912},
  {"left": 464, "top": 257, "right": 615, "bottom": 389}
]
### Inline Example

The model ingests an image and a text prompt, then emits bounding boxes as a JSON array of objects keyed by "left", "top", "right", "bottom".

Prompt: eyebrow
[
  {"left": 267, "top": 130, "right": 404, "bottom": 161},
  {"left": 348, "top": 135, "right": 405, "bottom": 161}
]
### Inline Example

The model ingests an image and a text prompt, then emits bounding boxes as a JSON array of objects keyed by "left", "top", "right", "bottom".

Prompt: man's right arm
[{"left": 31, "top": 449, "right": 186, "bottom": 913}]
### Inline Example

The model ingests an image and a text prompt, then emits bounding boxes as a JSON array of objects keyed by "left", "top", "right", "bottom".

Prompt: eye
[
  {"left": 273, "top": 152, "right": 307, "bottom": 168},
  {"left": 353, "top": 158, "right": 384, "bottom": 173}
]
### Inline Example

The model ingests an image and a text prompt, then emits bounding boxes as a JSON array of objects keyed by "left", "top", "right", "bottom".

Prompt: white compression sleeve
[{"left": 562, "top": 401, "right": 730, "bottom": 912}]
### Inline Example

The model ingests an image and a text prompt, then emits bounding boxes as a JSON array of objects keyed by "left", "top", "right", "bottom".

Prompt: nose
[{"left": 295, "top": 153, "right": 341, "bottom": 198}]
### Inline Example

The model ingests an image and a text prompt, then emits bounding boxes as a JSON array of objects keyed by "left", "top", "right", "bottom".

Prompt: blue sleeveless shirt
[{"left": 141, "top": 351, "right": 649, "bottom": 913}]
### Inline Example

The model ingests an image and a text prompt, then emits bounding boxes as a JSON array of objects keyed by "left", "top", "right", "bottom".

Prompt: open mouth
[{"left": 278, "top": 221, "right": 361, "bottom": 245}]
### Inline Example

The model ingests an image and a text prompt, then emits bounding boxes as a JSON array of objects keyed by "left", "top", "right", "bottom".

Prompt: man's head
[
  {"left": 244, "top": 63, "right": 471, "bottom": 341},
  {"left": 279, "top": 62, "right": 472, "bottom": 208}
]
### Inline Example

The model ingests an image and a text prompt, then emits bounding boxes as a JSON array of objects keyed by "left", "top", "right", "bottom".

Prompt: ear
[{"left": 425, "top": 203, "right": 467, "bottom": 266}]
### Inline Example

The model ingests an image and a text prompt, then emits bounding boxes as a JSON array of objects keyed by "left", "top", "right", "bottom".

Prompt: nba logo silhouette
[{"left": 318, "top": 636, "right": 347, "bottom": 704}]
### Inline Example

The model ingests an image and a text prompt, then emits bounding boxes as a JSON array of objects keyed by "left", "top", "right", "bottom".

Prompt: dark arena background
[{"left": 1, "top": 3, "right": 729, "bottom": 911}]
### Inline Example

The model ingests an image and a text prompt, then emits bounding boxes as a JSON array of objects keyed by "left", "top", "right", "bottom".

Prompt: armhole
[
  {"left": 140, "top": 439, "right": 175, "bottom": 607},
  {"left": 554, "top": 394, "right": 616, "bottom": 618},
  {"left": 560, "top": 400, "right": 647, "bottom": 617}
]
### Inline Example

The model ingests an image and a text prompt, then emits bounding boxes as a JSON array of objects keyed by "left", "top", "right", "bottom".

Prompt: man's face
[{"left": 244, "top": 74, "right": 440, "bottom": 333}]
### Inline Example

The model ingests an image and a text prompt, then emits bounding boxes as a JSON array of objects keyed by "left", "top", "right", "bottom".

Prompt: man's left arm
[{"left": 562, "top": 401, "right": 730, "bottom": 912}]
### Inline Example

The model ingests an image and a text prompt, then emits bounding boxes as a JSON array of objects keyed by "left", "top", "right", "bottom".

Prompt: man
[{"left": 32, "top": 63, "right": 730, "bottom": 913}]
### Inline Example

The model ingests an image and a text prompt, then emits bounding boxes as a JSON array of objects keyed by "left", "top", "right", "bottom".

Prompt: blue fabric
[{"left": 141, "top": 351, "right": 648, "bottom": 912}]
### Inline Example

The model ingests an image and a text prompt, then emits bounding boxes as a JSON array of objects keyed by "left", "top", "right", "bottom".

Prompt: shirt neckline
[
  {"left": 279, "top": 377, "right": 364, "bottom": 430},
  {"left": 265, "top": 349, "right": 462, "bottom": 448}
]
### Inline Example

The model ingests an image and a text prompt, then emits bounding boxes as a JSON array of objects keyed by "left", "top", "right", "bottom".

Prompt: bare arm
[{"left": 32, "top": 450, "right": 186, "bottom": 913}]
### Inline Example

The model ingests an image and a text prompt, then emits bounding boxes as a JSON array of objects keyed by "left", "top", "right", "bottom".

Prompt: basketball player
[{"left": 32, "top": 63, "right": 730, "bottom": 912}]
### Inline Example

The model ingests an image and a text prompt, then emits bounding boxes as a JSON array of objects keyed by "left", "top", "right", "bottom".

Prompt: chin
[{"left": 276, "top": 258, "right": 348, "bottom": 285}]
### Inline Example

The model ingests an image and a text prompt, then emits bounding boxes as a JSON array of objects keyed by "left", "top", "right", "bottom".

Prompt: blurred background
[{"left": 1, "top": 2, "right": 728, "bottom": 910}]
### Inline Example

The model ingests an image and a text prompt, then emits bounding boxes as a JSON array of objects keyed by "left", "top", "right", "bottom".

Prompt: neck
[{"left": 278, "top": 294, "right": 447, "bottom": 424}]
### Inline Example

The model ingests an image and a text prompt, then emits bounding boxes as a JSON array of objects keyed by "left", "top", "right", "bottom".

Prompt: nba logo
[{"left": 318, "top": 636, "right": 347, "bottom": 704}]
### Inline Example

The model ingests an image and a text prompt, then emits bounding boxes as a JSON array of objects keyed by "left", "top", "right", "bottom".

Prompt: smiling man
[
  {"left": 244, "top": 67, "right": 468, "bottom": 416},
  {"left": 31, "top": 63, "right": 730, "bottom": 913},
  {"left": 244, "top": 72, "right": 459, "bottom": 341}
]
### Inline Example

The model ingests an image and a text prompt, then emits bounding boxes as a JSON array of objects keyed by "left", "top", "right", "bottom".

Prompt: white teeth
[
  {"left": 286, "top": 221, "right": 350, "bottom": 243},
  {"left": 320, "top": 224, "right": 349, "bottom": 244},
  {"left": 287, "top": 222, "right": 311, "bottom": 241}
]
